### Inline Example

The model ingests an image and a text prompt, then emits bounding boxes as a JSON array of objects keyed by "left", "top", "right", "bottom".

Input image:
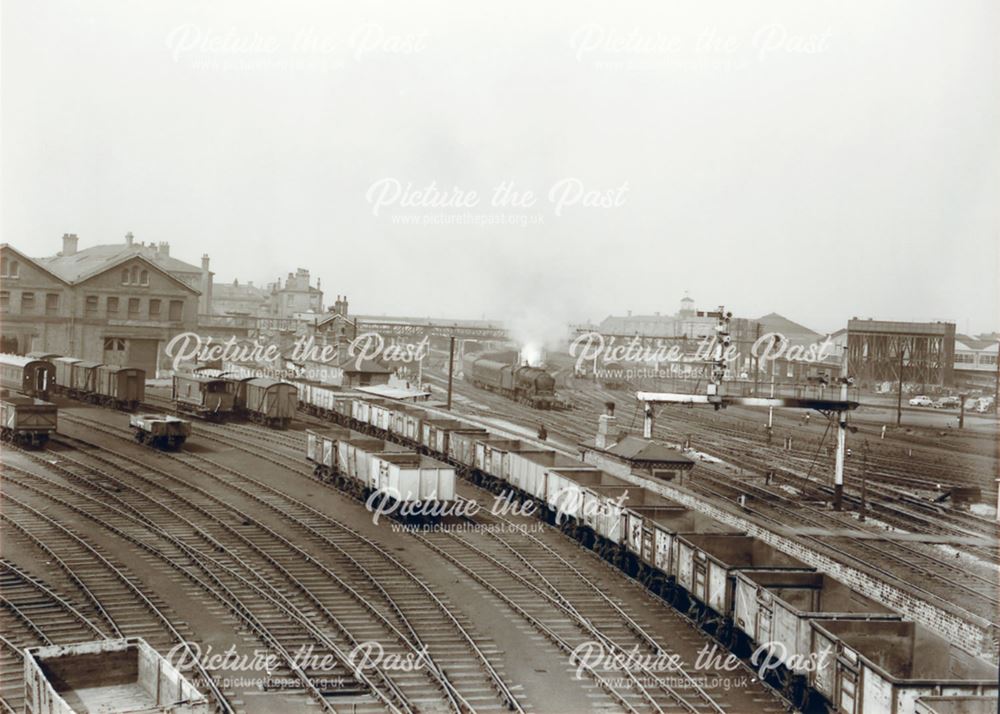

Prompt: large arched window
[
  {"left": 130, "top": 266, "right": 139, "bottom": 284},
  {"left": 122, "top": 268, "right": 130, "bottom": 284},
  {"left": 139, "top": 269, "right": 148, "bottom": 285}
]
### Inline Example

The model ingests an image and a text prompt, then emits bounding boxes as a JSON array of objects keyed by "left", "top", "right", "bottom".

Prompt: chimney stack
[
  {"left": 201, "top": 254, "right": 210, "bottom": 271},
  {"left": 596, "top": 401, "right": 617, "bottom": 449},
  {"left": 61, "top": 233, "right": 79, "bottom": 256},
  {"left": 157, "top": 241, "right": 170, "bottom": 257},
  {"left": 332, "top": 295, "right": 347, "bottom": 316},
  {"left": 125, "top": 231, "right": 134, "bottom": 246}
]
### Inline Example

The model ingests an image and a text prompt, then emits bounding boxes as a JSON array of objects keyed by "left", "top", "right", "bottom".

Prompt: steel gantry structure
[{"left": 846, "top": 319, "right": 955, "bottom": 388}]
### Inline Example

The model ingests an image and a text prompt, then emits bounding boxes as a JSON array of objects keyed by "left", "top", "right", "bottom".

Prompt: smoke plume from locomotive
[{"left": 520, "top": 343, "right": 543, "bottom": 366}]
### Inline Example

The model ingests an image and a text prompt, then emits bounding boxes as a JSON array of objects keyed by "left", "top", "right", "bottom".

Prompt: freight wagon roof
[
  {"left": 245, "top": 377, "right": 293, "bottom": 389},
  {"left": 357, "top": 384, "right": 431, "bottom": 400},
  {"left": 194, "top": 368, "right": 232, "bottom": 378},
  {"left": 174, "top": 373, "right": 227, "bottom": 385},
  {"left": 98, "top": 364, "right": 144, "bottom": 374},
  {"left": 0, "top": 353, "right": 49, "bottom": 367},
  {"left": 73, "top": 360, "right": 104, "bottom": 369}
]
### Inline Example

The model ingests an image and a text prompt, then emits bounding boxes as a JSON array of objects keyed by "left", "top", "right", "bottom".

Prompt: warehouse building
[{"left": 0, "top": 233, "right": 203, "bottom": 375}]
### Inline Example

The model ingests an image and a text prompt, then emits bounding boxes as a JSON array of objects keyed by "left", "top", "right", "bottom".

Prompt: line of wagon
[
  {"left": 294, "top": 379, "right": 998, "bottom": 714},
  {"left": 0, "top": 353, "right": 304, "bottom": 447},
  {"left": 171, "top": 370, "right": 297, "bottom": 428}
]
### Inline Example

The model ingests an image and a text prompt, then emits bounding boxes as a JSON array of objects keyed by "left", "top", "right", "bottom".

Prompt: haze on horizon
[{"left": 2, "top": 0, "right": 998, "bottom": 338}]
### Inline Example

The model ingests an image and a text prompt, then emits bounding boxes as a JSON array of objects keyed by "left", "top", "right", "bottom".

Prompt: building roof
[
  {"left": 338, "top": 354, "right": 392, "bottom": 374},
  {"left": 316, "top": 312, "right": 357, "bottom": 327},
  {"left": 0, "top": 244, "right": 72, "bottom": 285},
  {"left": 213, "top": 281, "right": 269, "bottom": 300},
  {"left": 847, "top": 318, "right": 955, "bottom": 336},
  {"left": 956, "top": 335, "right": 997, "bottom": 351},
  {"left": 353, "top": 314, "right": 505, "bottom": 327},
  {"left": 40, "top": 243, "right": 203, "bottom": 283},
  {"left": 38, "top": 250, "right": 200, "bottom": 293},
  {"left": 593, "top": 435, "right": 695, "bottom": 466},
  {"left": 754, "top": 312, "right": 821, "bottom": 343}
]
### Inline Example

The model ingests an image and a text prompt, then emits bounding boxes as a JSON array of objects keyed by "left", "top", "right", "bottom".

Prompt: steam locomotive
[{"left": 462, "top": 353, "right": 557, "bottom": 409}]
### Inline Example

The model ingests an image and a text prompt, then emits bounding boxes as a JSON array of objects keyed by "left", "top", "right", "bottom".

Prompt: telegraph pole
[
  {"left": 859, "top": 441, "right": 869, "bottom": 522},
  {"left": 446, "top": 334, "right": 456, "bottom": 410},
  {"left": 752, "top": 322, "right": 761, "bottom": 396},
  {"left": 833, "top": 378, "right": 850, "bottom": 511},
  {"left": 994, "top": 339, "right": 999, "bottom": 415},
  {"left": 896, "top": 343, "right": 905, "bottom": 426}
]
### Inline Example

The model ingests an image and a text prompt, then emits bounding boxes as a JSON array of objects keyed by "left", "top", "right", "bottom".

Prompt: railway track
[
  {"left": 561, "top": 386, "right": 1000, "bottom": 545},
  {"left": 0, "top": 559, "right": 108, "bottom": 714},
  {"left": 43, "top": 395, "right": 1000, "bottom": 699},
  {"left": 430, "top": 381, "right": 1000, "bottom": 628},
  {"left": 200, "top": 422, "right": 777, "bottom": 712},
  {"left": 68, "top": 406, "right": 795, "bottom": 711},
  {"left": 581, "top": 381, "right": 996, "bottom": 495},
  {"left": 52, "top": 411, "right": 525, "bottom": 713},
  {"left": 0, "top": 482, "right": 235, "bottom": 714}
]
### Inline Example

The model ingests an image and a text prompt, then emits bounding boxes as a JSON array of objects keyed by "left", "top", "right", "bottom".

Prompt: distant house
[
  {"left": 211, "top": 279, "right": 269, "bottom": 316},
  {"left": 268, "top": 269, "right": 323, "bottom": 318}
]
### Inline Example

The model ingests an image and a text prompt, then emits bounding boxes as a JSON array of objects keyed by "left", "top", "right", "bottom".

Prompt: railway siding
[
  {"left": 440, "top": 380, "right": 1000, "bottom": 661},
  {"left": 584, "top": 450, "right": 1000, "bottom": 663}
]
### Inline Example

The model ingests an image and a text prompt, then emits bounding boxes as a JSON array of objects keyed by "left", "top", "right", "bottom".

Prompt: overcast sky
[{"left": 3, "top": 0, "right": 998, "bottom": 337}]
